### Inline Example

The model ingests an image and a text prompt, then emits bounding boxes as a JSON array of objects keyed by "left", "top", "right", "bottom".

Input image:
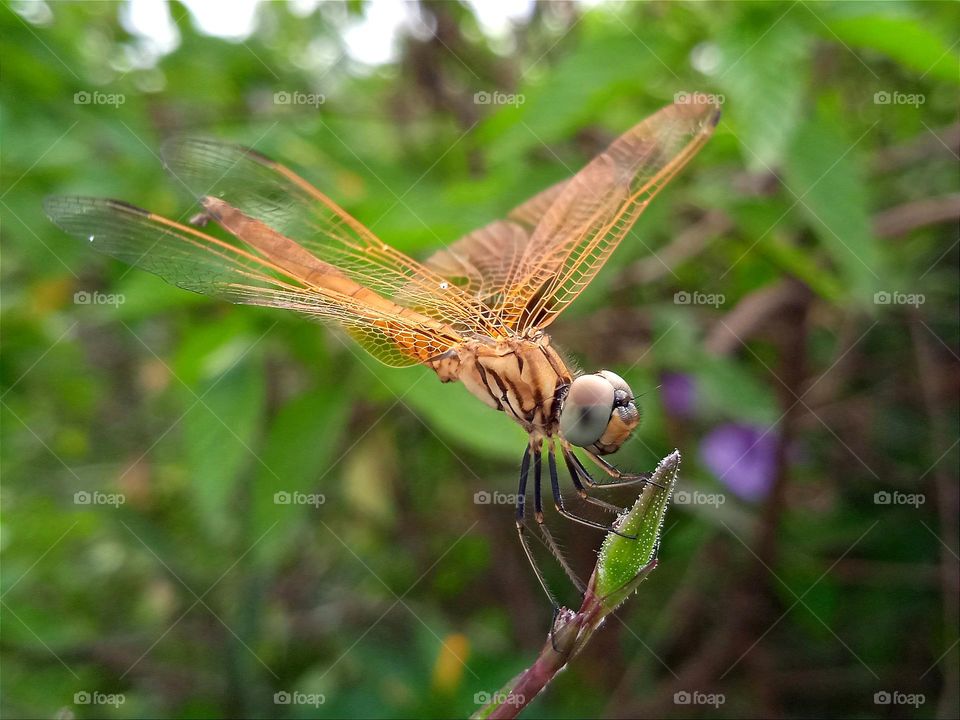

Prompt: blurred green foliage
[{"left": 2, "top": 1, "right": 958, "bottom": 719}]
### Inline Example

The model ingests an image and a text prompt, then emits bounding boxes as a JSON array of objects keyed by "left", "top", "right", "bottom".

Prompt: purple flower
[
  {"left": 700, "top": 423, "right": 777, "bottom": 502},
  {"left": 661, "top": 372, "right": 697, "bottom": 418}
]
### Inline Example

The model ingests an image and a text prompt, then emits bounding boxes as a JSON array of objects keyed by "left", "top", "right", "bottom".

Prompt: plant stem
[{"left": 472, "top": 451, "right": 680, "bottom": 719}]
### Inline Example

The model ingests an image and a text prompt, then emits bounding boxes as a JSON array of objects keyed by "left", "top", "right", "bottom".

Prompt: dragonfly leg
[
  {"left": 515, "top": 445, "right": 560, "bottom": 610},
  {"left": 534, "top": 443, "right": 585, "bottom": 594},
  {"left": 556, "top": 445, "right": 637, "bottom": 541},
  {"left": 576, "top": 445, "right": 663, "bottom": 490},
  {"left": 561, "top": 446, "right": 627, "bottom": 514},
  {"left": 550, "top": 445, "right": 628, "bottom": 532}
]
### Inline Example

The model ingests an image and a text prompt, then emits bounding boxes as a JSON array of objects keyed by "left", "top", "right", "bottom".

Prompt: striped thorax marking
[{"left": 428, "top": 335, "right": 572, "bottom": 434}]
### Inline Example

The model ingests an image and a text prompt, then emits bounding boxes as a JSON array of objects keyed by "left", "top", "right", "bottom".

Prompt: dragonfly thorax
[
  {"left": 431, "top": 335, "right": 572, "bottom": 436},
  {"left": 429, "top": 336, "right": 639, "bottom": 453}
]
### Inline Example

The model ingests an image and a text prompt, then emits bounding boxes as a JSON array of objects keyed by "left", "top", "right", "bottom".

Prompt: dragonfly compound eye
[{"left": 560, "top": 371, "right": 640, "bottom": 453}]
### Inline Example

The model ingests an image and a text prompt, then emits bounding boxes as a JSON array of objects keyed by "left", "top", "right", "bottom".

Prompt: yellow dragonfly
[{"left": 46, "top": 97, "right": 720, "bottom": 606}]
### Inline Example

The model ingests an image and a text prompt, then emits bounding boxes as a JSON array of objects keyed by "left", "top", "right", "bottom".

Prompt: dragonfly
[{"left": 46, "top": 97, "right": 720, "bottom": 607}]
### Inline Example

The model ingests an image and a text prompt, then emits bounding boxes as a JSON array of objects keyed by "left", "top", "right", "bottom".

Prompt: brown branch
[
  {"left": 704, "top": 279, "right": 812, "bottom": 356},
  {"left": 873, "top": 194, "right": 960, "bottom": 238},
  {"left": 872, "top": 122, "right": 960, "bottom": 173},
  {"left": 614, "top": 210, "right": 735, "bottom": 288}
]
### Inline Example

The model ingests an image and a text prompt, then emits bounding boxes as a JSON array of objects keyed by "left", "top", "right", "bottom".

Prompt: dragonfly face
[
  {"left": 559, "top": 370, "right": 639, "bottom": 455},
  {"left": 46, "top": 96, "right": 720, "bottom": 610}
]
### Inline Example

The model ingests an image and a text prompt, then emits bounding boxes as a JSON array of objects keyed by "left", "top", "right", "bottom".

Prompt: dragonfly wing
[
  {"left": 498, "top": 99, "right": 720, "bottom": 330},
  {"left": 421, "top": 180, "right": 569, "bottom": 308},
  {"left": 423, "top": 219, "right": 528, "bottom": 306},
  {"left": 44, "top": 196, "right": 463, "bottom": 367},
  {"left": 507, "top": 179, "right": 569, "bottom": 229},
  {"left": 161, "top": 138, "right": 504, "bottom": 338}
]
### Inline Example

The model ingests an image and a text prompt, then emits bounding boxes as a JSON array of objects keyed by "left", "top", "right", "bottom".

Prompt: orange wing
[
  {"left": 427, "top": 98, "right": 720, "bottom": 331},
  {"left": 422, "top": 220, "right": 528, "bottom": 311},
  {"left": 160, "top": 138, "right": 505, "bottom": 339},
  {"left": 423, "top": 180, "right": 568, "bottom": 310},
  {"left": 44, "top": 196, "right": 465, "bottom": 367}
]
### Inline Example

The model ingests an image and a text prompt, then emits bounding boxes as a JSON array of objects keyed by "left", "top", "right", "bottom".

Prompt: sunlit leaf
[
  {"left": 183, "top": 356, "right": 265, "bottom": 538},
  {"left": 825, "top": 14, "right": 960, "bottom": 85},
  {"left": 250, "top": 386, "right": 349, "bottom": 562},
  {"left": 716, "top": 13, "right": 808, "bottom": 169},
  {"left": 377, "top": 365, "right": 526, "bottom": 461},
  {"left": 784, "top": 111, "right": 884, "bottom": 301}
]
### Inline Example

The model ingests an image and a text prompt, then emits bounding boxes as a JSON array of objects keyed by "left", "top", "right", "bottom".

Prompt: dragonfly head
[{"left": 559, "top": 370, "right": 639, "bottom": 455}]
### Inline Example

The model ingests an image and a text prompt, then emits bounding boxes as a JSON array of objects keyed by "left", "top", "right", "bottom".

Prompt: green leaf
[
  {"left": 113, "top": 271, "right": 208, "bottom": 321},
  {"left": 171, "top": 317, "right": 257, "bottom": 387},
  {"left": 250, "top": 386, "right": 349, "bottom": 563},
  {"left": 716, "top": 14, "right": 809, "bottom": 169},
  {"left": 762, "top": 234, "right": 846, "bottom": 303},
  {"left": 377, "top": 365, "right": 527, "bottom": 461},
  {"left": 697, "top": 355, "right": 780, "bottom": 425},
  {"left": 595, "top": 450, "right": 680, "bottom": 603},
  {"left": 479, "top": 23, "right": 664, "bottom": 164},
  {"left": 651, "top": 311, "right": 780, "bottom": 424},
  {"left": 182, "top": 356, "right": 265, "bottom": 539},
  {"left": 784, "top": 111, "right": 884, "bottom": 302},
  {"left": 825, "top": 14, "right": 960, "bottom": 85}
]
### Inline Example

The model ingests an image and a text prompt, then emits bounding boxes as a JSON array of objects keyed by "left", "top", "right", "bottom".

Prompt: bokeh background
[{"left": 2, "top": 1, "right": 958, "bottom": 718}]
